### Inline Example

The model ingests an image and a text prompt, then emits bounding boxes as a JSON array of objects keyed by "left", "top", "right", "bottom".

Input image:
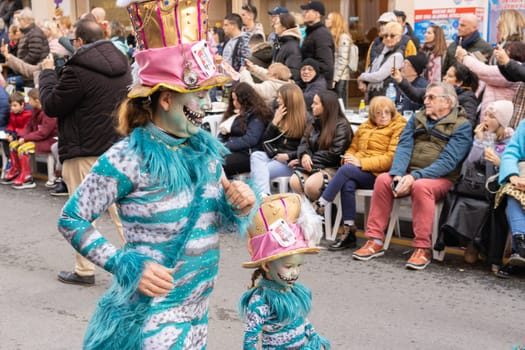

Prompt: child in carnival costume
[
  {"left": 240, "top": 193, "right": 330, "bottom": 349},
  {"left": 57, "top": 0, "right": 257, "bottom": 349}
]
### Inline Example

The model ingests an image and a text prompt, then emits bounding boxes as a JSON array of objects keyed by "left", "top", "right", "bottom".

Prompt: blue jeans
[
  {"left": 506, "top": 197, "right": 525, "bottom": 250},
  {"left": 250, "top": 151, "right": 294, "bottom": 194},
  {"left": 321, "top": 164, "right": 376, "bottom": 221}
]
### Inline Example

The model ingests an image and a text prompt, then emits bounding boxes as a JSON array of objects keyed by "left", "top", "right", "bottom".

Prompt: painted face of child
[
  {"left": 266, "top": 254, "right": 304, "bottom": 287},
  {"left": 10, "top": 101, "right": 24, "bottom": 114},
  {"left": 157, "top": 90, "right": 211, "bottom": 138}
]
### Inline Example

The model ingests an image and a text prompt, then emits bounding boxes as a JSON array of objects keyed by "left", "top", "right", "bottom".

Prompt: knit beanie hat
[
  {"left": 406, "top": 53, "right": 428, "bottom": 76},
  {"left": 486, "top": 100, "right": 514, "bottom": 128},
  {"left": 301, "top": 58, "right": 320, "bottom": 77}
]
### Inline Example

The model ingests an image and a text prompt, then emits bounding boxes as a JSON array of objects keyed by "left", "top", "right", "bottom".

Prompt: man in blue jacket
[{"left": 352, "top": 82, "right": 472, "bottom": 270}]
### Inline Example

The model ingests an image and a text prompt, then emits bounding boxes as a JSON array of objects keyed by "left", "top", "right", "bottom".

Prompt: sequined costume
[
  {"left": 240, "top": 278, "right": 330, "bottom": 349},
  {"left": 58, "top": 123, "right": 254, "bottom": 349}
]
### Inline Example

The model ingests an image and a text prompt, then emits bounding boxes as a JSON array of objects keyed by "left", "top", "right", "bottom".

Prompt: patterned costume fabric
[
  {"left": 240, "top": 278, "right": 330, "bottom": 349},
  {"left": 58, "top": 123, "right": 254, "bottom": 349}
]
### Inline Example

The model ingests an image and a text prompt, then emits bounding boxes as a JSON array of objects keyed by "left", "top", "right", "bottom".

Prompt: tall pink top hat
[
  {"left": 117, "top": 0, "right": 231, "bottom": 97},
  {"left": 242, "top": 193, "right": 323, "bottom": 268}
]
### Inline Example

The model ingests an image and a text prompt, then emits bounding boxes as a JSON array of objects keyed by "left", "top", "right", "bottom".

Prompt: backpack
[{"left": 348, "top": 43, "right": 359, "bottom": 73}]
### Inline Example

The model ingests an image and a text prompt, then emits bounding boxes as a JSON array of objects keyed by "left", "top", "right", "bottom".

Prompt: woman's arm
[{"left": 359, "top": 52, "right": 403, "bottom": 83}]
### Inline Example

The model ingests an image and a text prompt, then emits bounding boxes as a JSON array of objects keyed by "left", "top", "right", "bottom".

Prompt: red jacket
[
  {"left": 6, "top": 109, "right": 32, "bottom": 136},
  {"left": 19, "top": 108, "right": 57, "bottom": 154}
]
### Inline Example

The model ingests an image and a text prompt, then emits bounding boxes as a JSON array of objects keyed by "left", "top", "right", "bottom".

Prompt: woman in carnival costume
[
  {"left": 57, "top": 0, "right": 257, "bottom": 349},
  {"left": 240, "top": 193, "right": 330, "bottom": 349}
]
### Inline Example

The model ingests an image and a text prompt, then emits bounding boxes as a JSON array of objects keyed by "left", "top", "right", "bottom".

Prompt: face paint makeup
[
  {"left": 267, "top": 254, "right": 304, "bottom": 287},
  {"left": 159, "top": 90, "right": 211, "bottom": 137}
]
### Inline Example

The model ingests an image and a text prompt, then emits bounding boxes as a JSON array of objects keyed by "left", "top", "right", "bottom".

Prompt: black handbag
[
  {"left": 262, "top": 132, "right": 284, "bottom": 158},
  {"left": 454, "top": 165, "right": 489, "bottom": 199}
]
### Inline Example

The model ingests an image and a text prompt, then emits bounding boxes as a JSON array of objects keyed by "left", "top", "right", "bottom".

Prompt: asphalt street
[{"left": 1, "top": 182, "right": 524, "bottom": 350}]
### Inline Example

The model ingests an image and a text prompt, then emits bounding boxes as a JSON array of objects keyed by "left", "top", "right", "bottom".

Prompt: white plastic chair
[
  {"left": 270, "top": 176, "right": 290, "bottom": 194},
  {"left": 383, "top": 197, "right": 445, "bottom": 261},
  {"left": 324, "top": 193, "right": 342, "bottom": 241}
]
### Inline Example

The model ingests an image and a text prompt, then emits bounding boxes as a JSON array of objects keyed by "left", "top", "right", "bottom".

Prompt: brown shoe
[
  {"left": 405, "top": 248, "right": 431, "bottom": 270},
  {"left": 352, "top": 239, "right": 384, "bottom": 261}
]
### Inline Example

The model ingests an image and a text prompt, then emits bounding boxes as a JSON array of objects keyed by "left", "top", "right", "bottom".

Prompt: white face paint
[
  {"left": 267, "top": 254, "right": 304, "bottom": 287},
  {"left": 158, "top": 90, "right": 211, "bottom": 138}
]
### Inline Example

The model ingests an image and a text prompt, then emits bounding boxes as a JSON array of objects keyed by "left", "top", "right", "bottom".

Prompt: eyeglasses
[
  {"left": 424, "top": 94, "right": 447, "bottom": 101},
  {"left": 382, "top": 33, "right": 398, "bottom": 39}
]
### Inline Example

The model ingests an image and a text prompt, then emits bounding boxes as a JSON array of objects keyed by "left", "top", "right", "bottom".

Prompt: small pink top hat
[
  {"left": 117, "top": 0, "right": 231, "bottom": 98},
  {"left": 242, "top": 193, "right": 323, "bottom": 268}
]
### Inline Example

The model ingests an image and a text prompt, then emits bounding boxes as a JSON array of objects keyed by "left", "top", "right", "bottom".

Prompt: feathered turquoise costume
[
  {"left": 239, "top": 278, "right": 330, "bottom": 349},
  {"left": 58, "top": 123, "right": 256, "bottom": 349}
]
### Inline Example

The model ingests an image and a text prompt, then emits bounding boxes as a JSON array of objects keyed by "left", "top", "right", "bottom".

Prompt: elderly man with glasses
[{"left": 352, "top": 82, "right": 472, "bottom": 270}]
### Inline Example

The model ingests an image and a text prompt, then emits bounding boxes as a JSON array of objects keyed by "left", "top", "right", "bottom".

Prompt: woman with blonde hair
[
  {"left": 420, "top": 24, "right": 447, "bottom": 82},
  {"left": 317, "top": 96, "right": 406, "bottom": 250},
  {"left": 250, "top": 83, "right": 307, "bottom": 194},
  {"left": 326, "top": 11, "right": 353, "bottom": 107},
  {"left": 497, "top": 9, "right": 525, "bottom": 45}
]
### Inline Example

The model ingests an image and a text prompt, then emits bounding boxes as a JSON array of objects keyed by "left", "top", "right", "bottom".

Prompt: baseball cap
[
  {"left": 300, "top": 1, "right": 326, "bottom": 17},
  {"left": 377, "top": 12, "right": 397, "bottom": 24},
  {"left": 393, "top": 10, "right": 406, "bottom": 18},
  {"left": 268, "top": 6, "right": 288, "bottom": 15}
]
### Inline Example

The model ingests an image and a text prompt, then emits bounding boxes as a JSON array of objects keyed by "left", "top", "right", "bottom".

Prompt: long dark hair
[
  {"left": 223, "top": 82, "right": 273, "bottom": 132},
  {"left": 307, "top": 90, "right": 345, "bottom": 150},
  {"left": 452, "top": 63, "right": 479, "bottom": 92}
]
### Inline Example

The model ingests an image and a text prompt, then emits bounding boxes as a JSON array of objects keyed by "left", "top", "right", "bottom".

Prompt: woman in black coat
[
  {"left": 289, "top": 90, "right": 353, "bottom": 201},
  {"left": 272, "top": 13, "right": 302, "bottom": 84},
  {"left": 494, "top": 44, "right": 525, "bottom": 82},
  {"left": 218, "top": 82, "right": 273, "bottom": 178}
]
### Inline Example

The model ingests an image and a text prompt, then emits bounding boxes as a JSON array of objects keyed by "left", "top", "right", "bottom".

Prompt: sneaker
[
  {"left": 508, "top": 253, "right": 525, "bottom": 267},
  {"left": 50, "top": 181, "right": 69, "bottom": 196},
  {"left": 12, "top": 180, "right": 36, "bottom": 189},
  {"left": 45, "top": 178, "right": 58, "bottom": 188},
  {"left": 406, "top": 248, "right": 431, "bottom": 270},
  {"left": 352, "top": 239, "right": 384, "bottom": 261}
]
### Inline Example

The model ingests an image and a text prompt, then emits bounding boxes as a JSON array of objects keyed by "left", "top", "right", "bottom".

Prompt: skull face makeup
[
  {"left": 265, "top": 254, "right": 304, "bottom": 287},
  {"left": 157, "top": 90, "right": 211, "bottom": 137}
]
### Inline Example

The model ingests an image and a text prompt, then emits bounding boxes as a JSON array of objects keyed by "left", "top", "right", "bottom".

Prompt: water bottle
[
  {"left": 386, "top": 82, "right": 397, "bottom": 105},
  {"left": 358, "top": 99, "right": 366, "bottom": 117}
]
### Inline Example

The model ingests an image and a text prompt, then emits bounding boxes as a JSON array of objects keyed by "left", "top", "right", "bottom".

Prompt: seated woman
[
  {"left": 250, "top": 84, "right": 306, "bottom": 195},
  {"left": 218, "top": 82, "right": 273, "bottom": 178},
  {"left": 494, "top": 118, "right": 525, "bottom": 274},
  {"left": 317, "top": 96, "right": 407, "bottom": 251},
  {"left": 393, "top": 62, "right": 479, "bottom": 125},
  {"left": 289, "top": 90, "right": 352, "bottom": 202},
  {"left": 437, "top": 101, "right": 514, "bottom": 268}
]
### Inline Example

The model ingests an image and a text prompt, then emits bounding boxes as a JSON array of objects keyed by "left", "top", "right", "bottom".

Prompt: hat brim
[
  {"left": 242, "top": 247, "right": 321, "bottom": 268},
  {"left": 128, "top": 75, "right": 232, "bottom": 98}
]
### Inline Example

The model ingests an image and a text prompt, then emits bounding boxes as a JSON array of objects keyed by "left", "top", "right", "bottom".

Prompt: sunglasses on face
[
  {"left": 382, "top": 33, "right": 398, "bottom": 39},
  {"left": 424, "top": 94, "right": 446, "bottom": 101}
]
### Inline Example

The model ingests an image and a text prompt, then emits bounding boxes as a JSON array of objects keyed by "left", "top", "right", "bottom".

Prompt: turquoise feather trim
[
  {"left": 304, "top": 334, "right": 331, "bottom": 350},
  {"left": 239, "top": 278, "right": 311, "bottom": 324},
  {"left": 84, "top": 250, "right": 153, "bottom": 350},
  {"left": 129, "top": 123, "right": 228, "bottom": 194}
]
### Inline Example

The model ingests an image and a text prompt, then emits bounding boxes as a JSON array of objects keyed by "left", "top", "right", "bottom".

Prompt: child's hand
[
  {"left": 17, "top": 137, "right": 24, "bottom": 145},
  {"left": 473, "top": 123, "right": 487, "bottom": 141},
  {"left": 221, "top": 177, "right": 256, "bottom": 216},
  {"left": 137, "top": 262, "right": 174, "bottom": 297},
  {"left": 484, "top": 148, "right": 500, "bottom": 167}
]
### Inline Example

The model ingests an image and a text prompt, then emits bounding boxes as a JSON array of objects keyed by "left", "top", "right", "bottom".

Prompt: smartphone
[{"left": 391, "top": 180, "right": 399, "bottom": 192}]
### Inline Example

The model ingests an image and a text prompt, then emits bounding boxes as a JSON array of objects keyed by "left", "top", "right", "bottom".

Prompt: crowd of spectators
[{"left": 1, "top": 1, "right": 525, "bottom": 279}]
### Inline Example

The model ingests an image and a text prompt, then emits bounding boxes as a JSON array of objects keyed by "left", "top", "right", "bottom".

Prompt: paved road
[{"left": 1, "top": 182, "right": 524, "bottom": 350}]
